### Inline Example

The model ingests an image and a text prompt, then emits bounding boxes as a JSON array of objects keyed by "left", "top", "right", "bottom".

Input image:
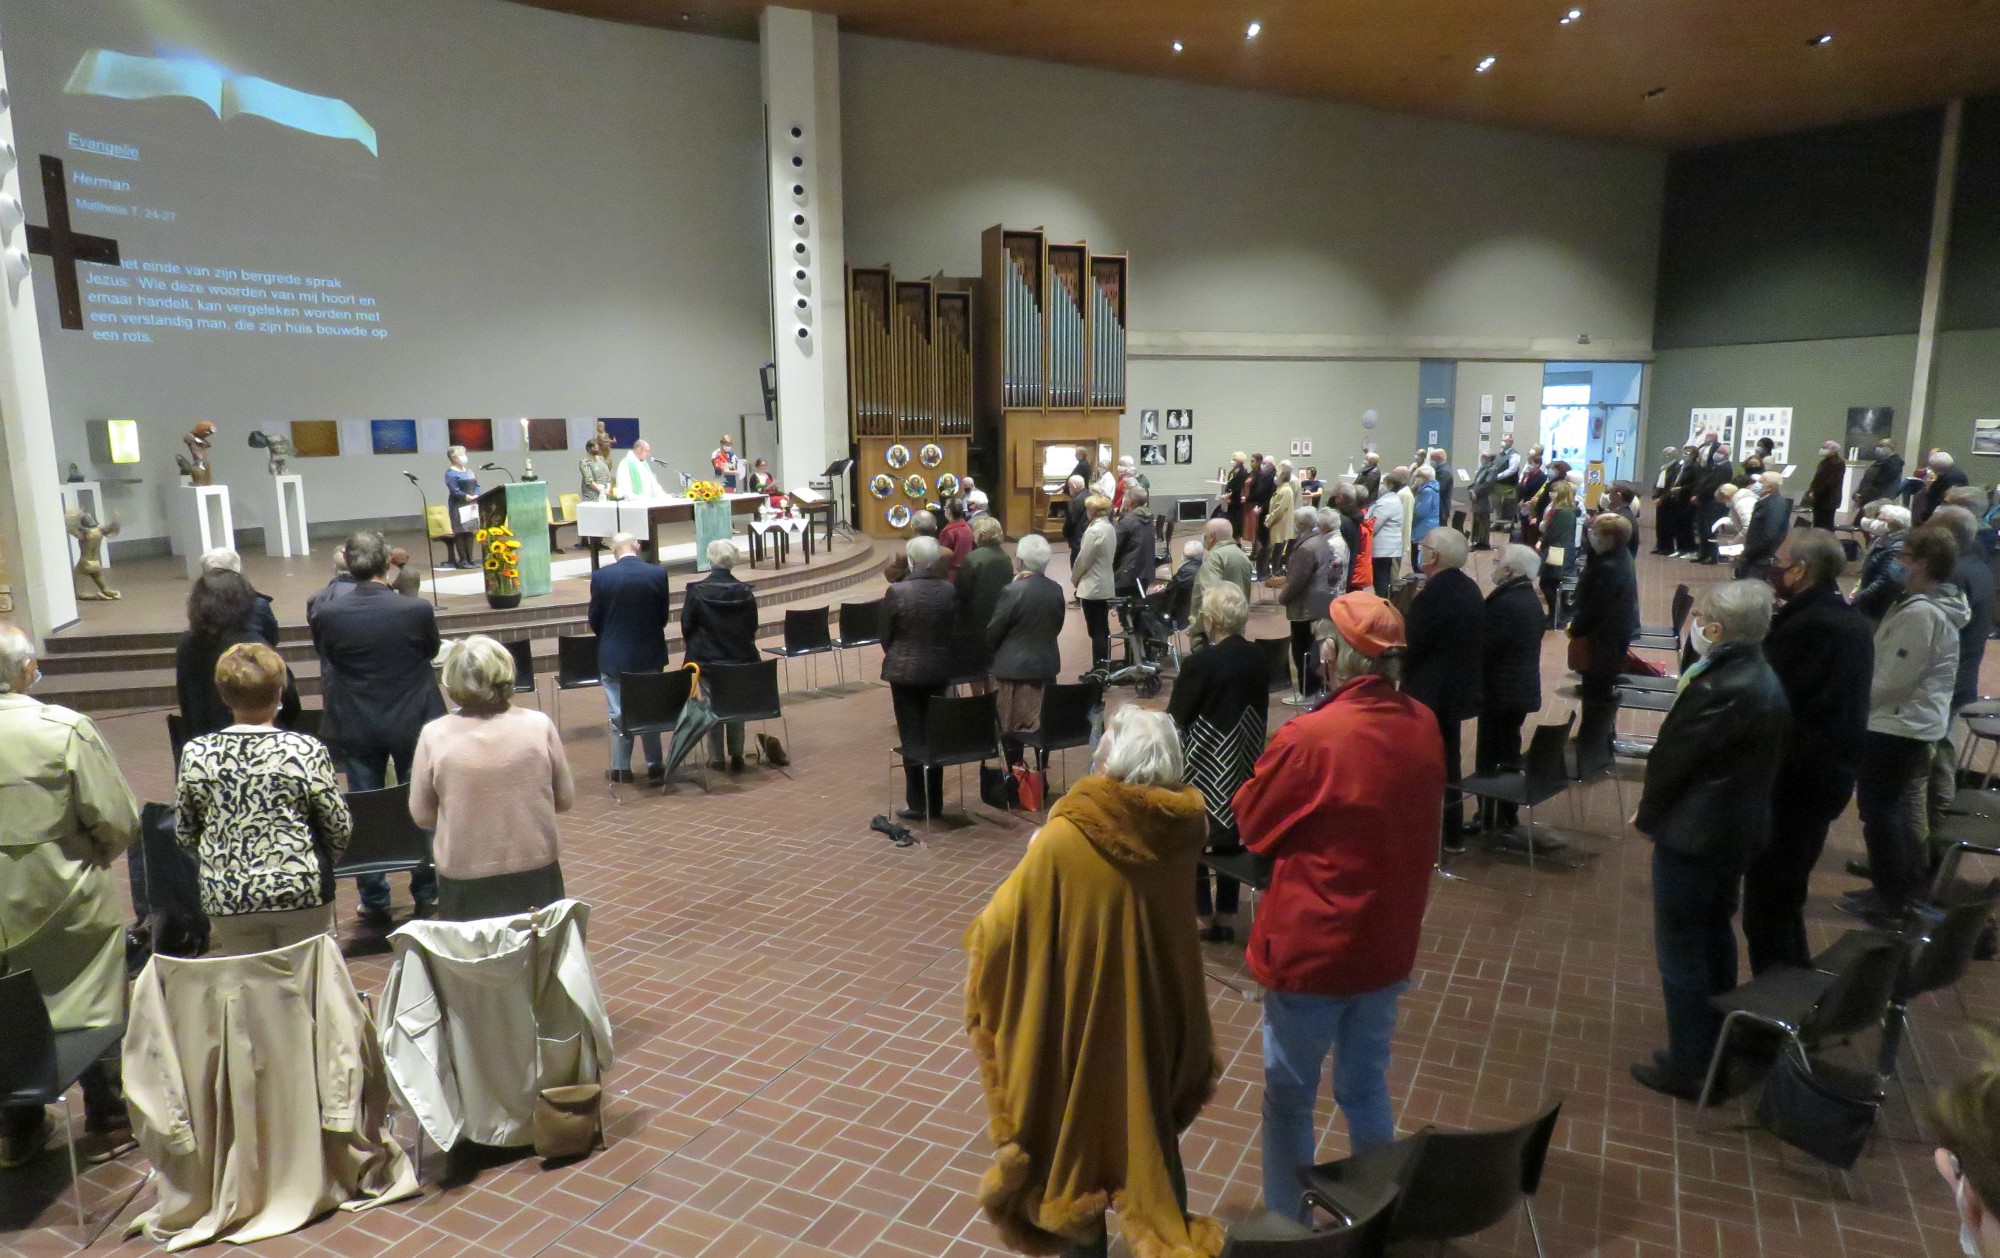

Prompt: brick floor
[{"left": 2, "top": 543, "right": 1991, "bottom": 1257}]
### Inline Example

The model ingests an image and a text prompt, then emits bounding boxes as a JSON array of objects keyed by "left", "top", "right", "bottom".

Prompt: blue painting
[
  {"left": 370, "top": 418, "right": 418, "bottom": 455},
  {"left": 598, "top": 418, "right": 640, "bottom": 450}
]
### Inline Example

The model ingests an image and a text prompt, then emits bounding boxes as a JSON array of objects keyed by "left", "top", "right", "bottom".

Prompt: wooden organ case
[{"left": 845, "top": 266, "right": 975, "bottom": 538}]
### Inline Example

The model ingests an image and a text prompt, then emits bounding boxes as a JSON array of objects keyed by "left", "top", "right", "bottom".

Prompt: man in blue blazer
[{"left": 589, "top": 533, "right": 671, "bottom": 782}]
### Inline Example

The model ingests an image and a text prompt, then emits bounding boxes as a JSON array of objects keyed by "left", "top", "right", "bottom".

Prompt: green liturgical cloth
[
  {"left": 693, "top": 499, "right": 733, "bottom": 572},
  {"left": 506, "top": 483, "right": 553, "bottom": 596}
]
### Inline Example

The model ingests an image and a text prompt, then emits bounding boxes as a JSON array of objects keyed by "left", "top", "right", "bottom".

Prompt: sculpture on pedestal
[
  {"left": 66, "top": 509, "right": 121, "bottom": 599},
  {"left": 176, "top": 421, "right": 217, "bottom": 485},
  {"left": 248, "top": 429, "right": 295, "bottom": 475}
]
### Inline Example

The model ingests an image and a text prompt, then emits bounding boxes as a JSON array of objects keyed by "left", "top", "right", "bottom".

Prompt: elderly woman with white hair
[
  {"left": 684, "top": 539, "right": 773, "bottom": 771},
  {"left": 987, "top": 534, "right": 1065, "bottom": 768},
  {"left": 1474, "top": 545, "right": 1545, "bottom": 834},
  {"left": 1629, "top": 580, "right": 1790, "bottom": 1100},
  {"left": 1856, "top": 500, "right": 1914, "bottom": 620},
  {"left": 409, "top": 634, "right": 575, "bottom": 920},
  {"left": 965, "top": 704, "right": 1217, "bottom": 1258},
  {"left": 1169, "top": 583, "right": 1270, "bottom": 943},
  {"left": 1278, "top": 507, "right": 1347, "bottom": 704},
  {"left": 884, "top": 535, "right": 961, "bottom": 818}
]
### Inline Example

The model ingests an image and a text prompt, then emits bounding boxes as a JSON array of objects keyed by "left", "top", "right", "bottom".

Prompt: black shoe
[
  {"left": 0, "top": 1115, "right": 52, "bottom": 1169},
  {"left": 730, "top": 755, "right": 746, "bottom": 774},
  {"left": 646, "top": 763, "right": 666, "bottom": 782},
  {"left": 1629, "top": 1059, "right": 1703, "bottom": 1101},
  {"left": 1845, "top": 859, "right": 1873, "bottom": 880},
  {"left": 706, "top": 758, "right": 726, "bottom": 771},
  {"left": 1839, "top": 887, "right": 1882, "bottom": 909},
  {"left": 1837, "top": 899, "right": 1915, "bottom": 929},
  {"left": 895, "top": 807, "right": 936, "bottom": 821},
  {"left": 357, "top": 906, "right": 393, "bottom": 929},
  {"left": 413, "top": 901, "right": 438, "bottom": 920},
  {"left": 1441, "top": 836, "right": 1467, "bottom": 855},
  {"left": 1200, "top": 923, "right": 1236, "bottom": 943},
  {"left": 606, "top": 768, "right": 634, "bottom": 784},
  {"left": 758, "top": 733, "right": 789, "bottom": 767}
]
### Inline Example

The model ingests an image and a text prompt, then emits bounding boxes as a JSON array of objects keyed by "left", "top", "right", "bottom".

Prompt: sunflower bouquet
[
  {"left": 476, "top": 523, "right": 523, "bottom": 596},
  {"left": 686, "top": 479, "right": 724, "bottom": 503}
]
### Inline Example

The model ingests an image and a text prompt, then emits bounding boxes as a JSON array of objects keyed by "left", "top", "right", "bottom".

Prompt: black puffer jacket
[
  {"left": 882, "top": 570, "right": 959, "bottom": 685},
  {"left": 1568, "top": 545, "right": 1638, "bottom": 678},
  {"left": 1481, "top": 576, "right": 1544, "bottom": 715},
  {"left": 680, "top": 569, "right": 759, "bottom": 666},
  {"left": 1635, "top": 642, "right": 1791, "bottom": 866},
  {"left": 1764, "top": 581, "right": 1872, "bottom": 783}
]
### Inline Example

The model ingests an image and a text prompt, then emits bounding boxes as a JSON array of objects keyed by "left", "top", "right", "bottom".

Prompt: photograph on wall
[
  {"left": 1289, "top": 441, "right": 1301, "bottom": 456},
  {"left": 1845, "top": 406, "right": 1895, "bottom": 453},
  {"left": 290, "top": 419, "right": 340, "bottom": 457},
  {"left": 1974, "top": 418, "right": 2000, "bottom": 458},
  {"left": 1172, "top": 433, "right": 1193, "bottom": 464},
  {"left": 1140, "top": 409, "right": 1160, "bottom": 439},
  {"left": 1738, "top": 407, "right": 1793, "bottom": 462},
  {"left": 370, "top": 419, "right": 419, "bottom": 455},
  {"left": 1687, "top": 407, "right": 1738, "bottom": 452},
  {"left": 1301, "top": 440, "right": 1312, "bottom": 457},
  {"left": 1166, "top": 409, "right": 1193, "bottom": 431},
  {"left": 1140, "top": 443, "right": 1166, "bottom": 466}
]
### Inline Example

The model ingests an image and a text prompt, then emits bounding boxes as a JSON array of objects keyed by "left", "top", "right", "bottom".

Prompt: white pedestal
[
  {"left": 57, "top": 480, "right": 108, "bottom": 568},
  {"left": 266, "top": 474, "right": 309, "bottom": 558},
  {"left": 1837, "top": 462, "right": 1865, "bottom": 529},
  {"left": 169, "top": 483, "right": 235, "bottom": 578}
]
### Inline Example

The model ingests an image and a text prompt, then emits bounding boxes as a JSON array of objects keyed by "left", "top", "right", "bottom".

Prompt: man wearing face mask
[
  {"left": 1628, "top": 581, "right": 1790, "bottom": 1100},
  {"left": 1854, "top": 438, "right": 1904, "bottom": 512},
  {"left": 1855, "top": 502, "right": 1913, "bottom": 621},
  {"left": 1844, "top": 525, "right": 1968, "bottom": 929},
  {"left": 1805, "top": 441, "right": 1846, "bottom": 531},
  {"left": 1739, "top": 530, "right": 1873, "bottom": 974},
  {"left": 1691, "top": 444, "right": 1736, "bottom": 566},
  {"left": 1401, "top": 528, "right": 1483, "bottom": 855},
  {"left": 1566, "top": 513, "right": 1639, "bottom": 761},
  {"left": 1734, "top": 472, "right": 1791, "bottom": 581}
]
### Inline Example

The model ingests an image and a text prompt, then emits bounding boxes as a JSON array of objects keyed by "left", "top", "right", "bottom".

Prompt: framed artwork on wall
[
  {"left": 370, "top": 419, "right": 419, "bottom": 455},
  {"left": 448, "top": 417, "right": 494, "bottom": 452},
  {"left": 527, "top": 418, "right": 569, "bottom": 451},
  {"left": 599, "top": 418, "right": 641, "bottom": 449},
  {"left": 1140, "top": 409, "right": 1160, "bottom": 439},
  {"left": 1166, "top": 409, "right": 1193, "bottom": 431},
  {"left": 290, "top": 420, "right": 340, "bottom": 457},
  {"left": 1172, "top": 434, "right": 1193, "bottom": 464},
  {"left": 1140, "top": 443, "right": 1165, "bottom": 465}
]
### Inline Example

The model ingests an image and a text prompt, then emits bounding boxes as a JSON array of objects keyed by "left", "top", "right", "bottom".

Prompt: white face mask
[
  {"left": 1862, "top": 518, "right": 1888, "bottom": 537},
  {"left": 1689, "top": 618, "right": 1719, "bottom": 659}
]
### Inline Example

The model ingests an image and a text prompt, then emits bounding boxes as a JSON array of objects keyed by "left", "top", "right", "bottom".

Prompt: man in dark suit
[
  {"left": 1667, "top": 444, "right": 1705, "bottom": 555},
  {"left": 1853, "top": 438, "right": 1903, "bottom": 511},
  {"left": 1691, "top": 445, "right": 1736, "bottom": 564},
  {"left": 1734, "top": 473, "right": 1791, "bottom": 580},
  {"left": 311, "top": 531, "right": 447, "bottom": 925},
  {"left": 1916, "top": 449, "right": 1969, "bottom": 525},
  {"left": 589, "top": 532, "right": 672, "bottom": 784},
  {"left": 1805, "top": 441, "right": 1846, "bottom": 531},
  {"left": 1402, "top": 527, "right": 1484, "bottom": 855},
  {"left": 1741, "top": 530, "right": 1872, "bottom": 975},
  {"left": 1567, "top": 513, "right": 1640, "bottom": 761},
  {"left": 305, "top": 544, "right": 361, "bottom": 625}
]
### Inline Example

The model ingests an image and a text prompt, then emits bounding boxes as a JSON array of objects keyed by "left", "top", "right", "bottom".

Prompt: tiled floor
[{"left": 4, "top": 541, "right": 1994, "bottom": 1257}]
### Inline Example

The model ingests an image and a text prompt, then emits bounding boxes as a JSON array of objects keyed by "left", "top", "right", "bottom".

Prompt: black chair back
[
  {"left": 1256, "top": 637, "right": 1294, "bottom": 692},
  {"left": 1027, "top": 682, "right": 1100, "bottom": 753},
  {"left": 1168, "top": 578, "right": 1195, "bottom": 630},
  {"left": 556, "top": 634, "right": 602, "bottom": 689},
  {"left": 1803, "top": 932, "right": 1905, "bottom": 1045},
  {"left": 333, "top": 782, "right": 430, "bottom": 878},
  {"left": 1669, "top": 584, "right": 1694, "bottom": 636},
  {"left": 1222, "top": 1191, "right": 1395, "bottom": 1257},
  {"left": 1388, "top": 1102, "right": 1562, "bottom": 1243},
  {"left": 784, "top": 607, "right": 834, "bottom": 654},
  {"left": 288, "top": 707, "right": 324, "bottom": 739},
  {"left": 921, "top": 693, "right": 1001, "bottom": 767},
  {"left": 704, "top": 660, "right": 784, "bottom": 723},
  {"left": 1523, "top": 717, "right": 1575, "bottom": 796},
  {"left": 837, "top": 599, "right": 885, "bottom": 647},
  {"left": 1903, "top": 888, "right": 2000, "bottom": 1001},
  {"left": 505, "top": 638, "right": 536, "bottom": 692},
  {"left": 0, "top": 970, "right": 58, "bottom": 1108},
  {"left": 167, "top": 712, "right": 189, "bottom": 765},
  {"left": 617, "top": 668, "right": 695, "bottom": 737}
]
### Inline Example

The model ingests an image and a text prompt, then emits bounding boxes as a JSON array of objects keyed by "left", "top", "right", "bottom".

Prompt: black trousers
[
  {"left": 1289, "top": 620, "right": 1320, "bottom": 695},
  {"left": 1695, "top": 501, "right": 1725, "bottom": 562},
  {"left": 890, "top": 681, "right": 947, "bottom": 813},
  {"left": 1812, "top": 502, "right": 1836, "bottom": 531},
  {"left": 1856, "top": 730, "right": 1931, "bottom": 908},
  {"left": 1671, "top": 496, "right": 1698, "bottom": 553},
  {"left": 1651, "top": 500, "right": 1674, "bottom": 552},
  {"left": 1081, "top": 598, "right": 1112, "bottom": 667},
  {"left": 1475, "top": 708, "right": 1529, "bottom": 828},
  {"left": 1742, "top": 765, "right": 1855, "bottom": 974},
  {"left": 1372, "top": 556, "right": 1398, "bottom": 598},
  {"left": 1196, "top": 835, "right": 1242, "bottom": 918},
  {"left": 1437, "top": 711, "right": 1465, "bottom": 843}
]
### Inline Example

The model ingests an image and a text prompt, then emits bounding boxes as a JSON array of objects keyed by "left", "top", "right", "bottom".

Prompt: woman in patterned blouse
[{"left": 176, "top": 642, "right": 352, "bottom": 955}]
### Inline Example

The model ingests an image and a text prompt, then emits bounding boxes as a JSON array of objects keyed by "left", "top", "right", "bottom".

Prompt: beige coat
[
  {"left": 1266, "top": 483, "right": 1297, "bottom": 545},
  {"left": 0, "top": 692, "right": 137, "bottom": 1030},
  {"left": 124, "top": 934, "right": 419, "bottom": 1248}
]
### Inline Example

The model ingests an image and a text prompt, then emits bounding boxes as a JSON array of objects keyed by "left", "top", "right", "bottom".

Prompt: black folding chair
[
  {"left": 702, "top": 660, "right": 788, "bottom": 768},
  {"left": 889, "top": 692, "right": 1001, "bottom": 827},
  {"left": 503, "top": 638, "right": 540, "bottom": 707},
  {"left": 831, "top": 599, "right": 885, "bottom": 680},
  {"left": 1454, "top": 716, "right": 1575, "bottom": 892},
  {"left": 332, "top": 782, "right": 432, "bottom": 884},
  {"left": 766, "top": 606, "right": 839, "bottom": 692},
  {"left": 1302, "top": 1101, "right": 1562, "bottom": 1258},
  {"left": 611, "top": 668, "right": 703, "bottom": 793},
  {"left": 1635, "top": 584, "right": 1694, "bottom": 652},
  {"left": 1254, "top": 636, "right": 1294, "bottom": 694},
  {"left": 551, "top": 634, "right": 602, "bottom": 729},
  {"left": 1220, "top": 1189, "right": 1396, "bottom": 1258},
  {"left": 0, "top": 971, "right": 136, "bottom": 1243},
  {"left": 1014, "top": 681, "right": 1100, "bottom": 791},
  {"left": 1880, "top": 879, "right": 2000, "bottom": 1109}
]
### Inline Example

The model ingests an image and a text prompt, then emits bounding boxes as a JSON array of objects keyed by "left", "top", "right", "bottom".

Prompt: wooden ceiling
[{"left": 513, "top": 0, "right": 2000, "bottom": 149}]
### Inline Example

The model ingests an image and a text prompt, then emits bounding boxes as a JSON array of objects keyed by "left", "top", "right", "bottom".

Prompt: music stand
[{"left": 814, "top": 457, "right": 856, "bottom": 543}]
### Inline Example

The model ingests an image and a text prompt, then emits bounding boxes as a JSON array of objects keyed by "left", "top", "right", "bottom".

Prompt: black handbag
[
  {"left": 133, "top": 801, "right": 209, "bottom": 957},
  {"left": 979, "top": 763, "right": 1019, "bottom": 811},
  {"left": 1753, "top": 1050, "right": 1877, "bottom": 1169}
]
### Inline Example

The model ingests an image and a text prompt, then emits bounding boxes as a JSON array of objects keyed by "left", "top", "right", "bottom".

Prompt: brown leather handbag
[{"left": 533, "top": 1084, "right": 602, "bottom": 1160}]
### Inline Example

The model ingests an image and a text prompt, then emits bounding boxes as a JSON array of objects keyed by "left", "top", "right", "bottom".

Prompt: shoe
[
  {"left": 0, "top": 1115, "right": 52, "bottom": 1169},
  {"left": 357, "top": 906, "right": 393, "bottom": 929},
  {"left": 1845, "top": 859, "right": 1873, "bottom": 880},
  {"left": 1441, "top": 837, "right": 1467, "bottom": 855},
  {"left": 83, "top": 1101, "right": 130, "bottom": 1137},
  {"left": 730, "top": 754, "right": 746, "bottom": 774},
  {"left": 606, "top": 768, "right": 634, "bottom": 784},
  {"left": 1281, "top": 693, "right": 1313, "bottom": 707},
  {"left": 1839, "top": 887, "right": 1882, "bottom": 909},
  {"left": 1629, "top": 1059, "right": 1703, "bottom": 1101},
  {"left": 895, "top": 807, "right": 937, "bottom": 822},
  {"left": 758, "top": 733, "right": 789, "bottom": 767},
  {"left": 1836, "top": 898, "right": 1914, "bottom": 928},
  {"left": 1200, "top": 923, "right": 1236, "bottom": 943},
  {"left": 706, "top": 758, "right": 726, "bottom": 771},
  {"left": 413, "top": 901, "right": 438, "bottom": 920},
  {"left": 646, "top": 763, "right": 666, "bottom": 782}
]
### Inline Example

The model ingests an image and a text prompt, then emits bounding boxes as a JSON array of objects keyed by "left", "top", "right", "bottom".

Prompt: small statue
[
  {"left": 66, "top": 509, "right": 121, "bottom": 600},
  {"left": 64, "top": 461, "right": 82, "bottom": 483},
  {"left": 176, "top": 421, "right": 217, "bottom": 485},
  {"left": 247, "top": 428, "right": 294, "bottom": 475},
  {"left": 594, "top": 420, "right": 612, "bottom": 452}
]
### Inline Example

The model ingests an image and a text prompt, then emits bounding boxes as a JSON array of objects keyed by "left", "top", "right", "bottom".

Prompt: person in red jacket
[{"left": 1233, "top": 590, "right": 1445, "bottom": 1221}]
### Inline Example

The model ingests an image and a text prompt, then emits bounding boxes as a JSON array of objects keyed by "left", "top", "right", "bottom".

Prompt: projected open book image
[{"left": 63, "top": 49, "right": 377, "bottom": 155}]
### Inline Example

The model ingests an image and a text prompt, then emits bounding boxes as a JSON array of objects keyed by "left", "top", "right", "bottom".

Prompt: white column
[
  {"left": 760, "top": 7, "right": 848, "bottom": 492},
  {"left": 1906, "top": 98, "right": 1964, "bottom": 458},
  {"left": 0, "top": 24, "right": 77, "bottom": 641}
]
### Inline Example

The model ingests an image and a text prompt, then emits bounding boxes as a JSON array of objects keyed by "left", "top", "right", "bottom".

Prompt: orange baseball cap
[{"left": 1328, "top": 591, "right": 1407, "bottom": 659}]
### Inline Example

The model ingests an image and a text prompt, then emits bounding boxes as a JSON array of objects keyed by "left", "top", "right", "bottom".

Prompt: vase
[
  {"left": 693, "top": 498, "right": 733, "bottom": 570},
  {"left": 487, "top": 592, "right": 522, "bottom": 610}
]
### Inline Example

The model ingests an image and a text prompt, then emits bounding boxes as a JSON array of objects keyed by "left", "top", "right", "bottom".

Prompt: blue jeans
[
  {"left": 346, "top": 747, "right": 437, "bottom": 912},
  {"left": 1261, "top": 982, "right": 1407, "bottom": 1221},
  {"left": 602, "top": 672, "right": 662, "bottom": 772},
  {"left": 1651, "top": 846, "right": 1739, "bottom": 1076}
]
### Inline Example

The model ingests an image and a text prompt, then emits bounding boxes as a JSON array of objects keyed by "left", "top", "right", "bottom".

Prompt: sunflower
[
  {"left": 475, "top": 529, "right": 490, "bottom": 543},
  {"left": 484, "top": 557, "right": 501, "bottom": 571},
  {"left": 504, "top": 569, "right": 519, "bottom": 579}
]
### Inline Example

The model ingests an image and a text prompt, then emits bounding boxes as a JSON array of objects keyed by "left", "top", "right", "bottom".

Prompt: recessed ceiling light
[
  {"left": 1475, "top": 55, "right": 1497, "bottom": 72},
  {"left": 1172, "top": 40, "right": 1184, "bottom": 52},
  {"left": 1560, "top": 7, "right": 1582, "bottom": 20},
  {"left": 1811, "top": 32, "right": 1833, "bottom": 44},
  {"left": 1246, "top": 20, "right": 1261, "bottom": 39}
]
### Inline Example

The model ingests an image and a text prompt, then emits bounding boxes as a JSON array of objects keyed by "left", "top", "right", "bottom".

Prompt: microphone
[{"left": 402, "top": 471, "right": 419, "bottom": 484}]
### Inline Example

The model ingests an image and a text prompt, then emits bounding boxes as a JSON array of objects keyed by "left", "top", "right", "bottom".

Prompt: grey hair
[
  {"left": 1322, "top": 631, "right": 1400, "bottom": 685},
  {"left": 0, "top": 623, "right": 35, "bottom": 692},
  {"left": 1067, "top": 475, "right": 1085, "bottom": 491},
  {"left": 1695, "top": 579, "right": 1774, "bottom": 645},
  {"left": 706, "top": 539, "right": 740, "bottom": 570},
  {"left": 1422, "top": 527, "right": 1468, "bottom": 569},
  {"left": 1126, "top": 484, "right": 1149, "bottom": 508},
  {"left": 1182, "top": 539, "right": 1206, "bottom": 560},
  {"left": 441, "top": 634, "right": 517, "bottom": 712},
  {"left": 1199, "top": 582, "right": 1250, "bottom": 639},
  {"left": 199, "top": 548, "right": 242, "bottom": 574},
  {"left": 447, "top": 444, "right": 468, "bottom": 463},
  {"left": 1878, "top": 504, "right": 1912, "bottom": 531},
  {"left": 1783, "top": 528, "right": 1846, "bottom": 585},
  {"left": 912, "top": 510, "right": 939, "bottom": 537},
  {"left": 1091, "top": 705, "right": 1185, "bottom": 789},
  {"left": 1932, "top": 450, "right": 1957, "bottom": 467},
  {"left": 343, "top": 530, "right": 390, "bottom": 580},
  {"left": 906, "top": 535, "right": 943, "bottom": 573},
  {"left": 1494, "top": 543, "right": 1542, "bottom": 583},
  {"left": 1931, "top": 504, "right": 1979, "bottom": 553},
  {"left": 1945, "top": 485, "right": 1990, "bottom": 514},
  {"left": 609, "top": 531, "right": 641, "bottom": 555},
  {"left": 1016, "top": 532, "right": 1052, "bottom": 573}
]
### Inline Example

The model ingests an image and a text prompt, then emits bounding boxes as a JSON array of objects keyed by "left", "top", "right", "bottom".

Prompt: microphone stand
[
  {"left": 480, "top": 463, "right": 516, "bottom": 483},
  {"left": 401, "top": 473, "right": 444, "bottom": 609},
  {"left": 652, "top": 458, "right": 693, "bottom": 490}
]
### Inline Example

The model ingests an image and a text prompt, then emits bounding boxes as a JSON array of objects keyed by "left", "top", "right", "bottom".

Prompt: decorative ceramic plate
[
  {"left": 935, "top": 472, "right": 960, "bottom": 497},
  {"left": 919, "top": 443, "right": 944, "bottom": 467},
  {"left": 887, "top": 504, "right": 912, "bottom": 528},
  {"left": 885, "top": 443, "right": 911, "bottom": 468},
  {"left": 903, "top": 474, "right": 928, "bottom": 499},
  {"left": 868, "top": 473, "right": 895, "bottom": 499}
]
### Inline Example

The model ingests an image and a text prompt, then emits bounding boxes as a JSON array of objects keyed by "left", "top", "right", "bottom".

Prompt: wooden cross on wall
[{"left": 24, "top": 155, "right": 121, "bottom": 330}]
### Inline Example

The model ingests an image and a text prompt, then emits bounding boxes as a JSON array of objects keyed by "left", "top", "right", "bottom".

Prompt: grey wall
[
  {"left": 839, "top": 34, "right": 1667, "bottom": 498},
  {"left": 0, "top": 0, "right": 771, "bottom": 542}
]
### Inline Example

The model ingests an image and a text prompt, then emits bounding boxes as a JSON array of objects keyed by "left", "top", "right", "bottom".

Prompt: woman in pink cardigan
[{"left": 410, "top": 635, "right": 576, "bottom": 920}]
